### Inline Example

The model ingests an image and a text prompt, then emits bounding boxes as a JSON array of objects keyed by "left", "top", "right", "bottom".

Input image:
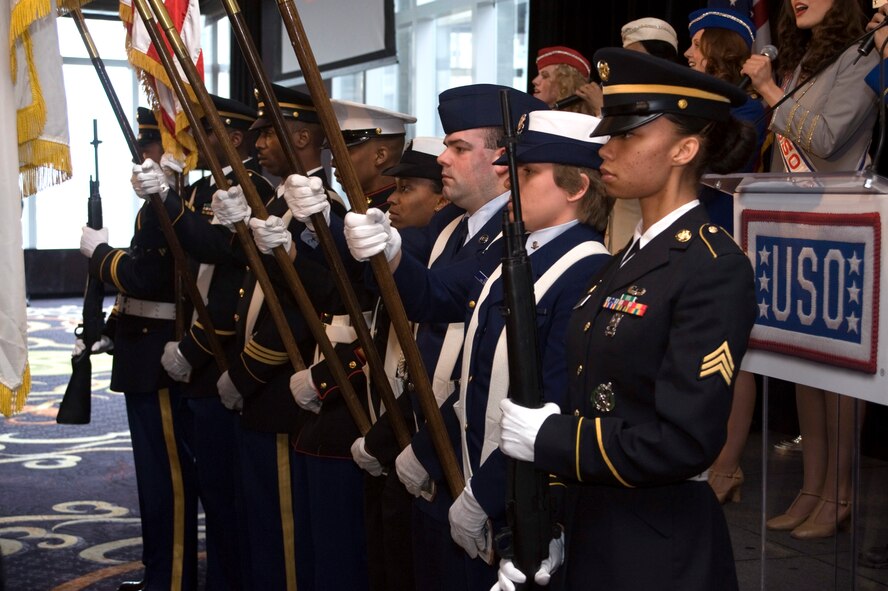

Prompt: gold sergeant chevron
[{"left": 699, "top": 341, "right": 735, "bottom": 386}]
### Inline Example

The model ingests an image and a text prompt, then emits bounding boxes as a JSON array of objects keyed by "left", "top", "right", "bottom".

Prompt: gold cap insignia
[
  {"left": 516, "top": 113, "right": 527, "bottom": 134},
  {"left": 597, "top": 60, "right": 610, "bottom": 82},
  {"left": 677, "top": 98, "right": 688, "bottom": 110},
  {"left": 676, "top": 229, "right": 692, "bottom": 242}
]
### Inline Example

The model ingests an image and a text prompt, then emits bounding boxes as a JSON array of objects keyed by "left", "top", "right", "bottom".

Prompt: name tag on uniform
[{"left": 474, "top": 269, "right": 489, "bottom": 285}]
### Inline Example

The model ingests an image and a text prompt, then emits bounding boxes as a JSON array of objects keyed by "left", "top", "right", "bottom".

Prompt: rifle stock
[
  {"left": 498, "top": 91, "right": 553, "bottom": 588},
  {"left": 58, "top": 121, "right": 106, "bottom": 424}
]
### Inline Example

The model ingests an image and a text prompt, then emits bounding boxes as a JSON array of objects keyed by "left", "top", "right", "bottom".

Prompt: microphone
[
  {"left": 854, "top": 19, "right": 888, "bottom": 65},
  {"left": 739, "top": 44, "right": 779, "bottom": 90},
  {"left": 552, "top": 94, "right": 583, "bottom": 110}
]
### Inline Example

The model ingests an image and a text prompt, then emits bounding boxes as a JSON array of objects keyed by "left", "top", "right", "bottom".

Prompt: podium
[{"left": 703, "top": 171, "right": 888, "bottom": 405}]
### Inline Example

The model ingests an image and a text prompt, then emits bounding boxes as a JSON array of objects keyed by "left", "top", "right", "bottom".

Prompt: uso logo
[{"left": 740, "top": 210, "right": 880, "bottom": 373}]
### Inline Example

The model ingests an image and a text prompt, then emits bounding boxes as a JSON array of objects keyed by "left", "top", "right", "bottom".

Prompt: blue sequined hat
[
  {"left": 591, "top": 48, "right": 749, "bottom": 137},
  {"left": 688, "top": 8, "right": 756, "bottom": 49},
  {"left": 437, "top": 84, "right": 548, "bottom": 134},
  {"left": 493, "top": 111, "right": 607, "bottom": 169}
]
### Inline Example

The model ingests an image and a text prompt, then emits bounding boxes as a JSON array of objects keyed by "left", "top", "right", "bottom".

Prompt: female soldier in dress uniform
[{"left": 496, "top": 48, "right": 758, "bottom": 590}]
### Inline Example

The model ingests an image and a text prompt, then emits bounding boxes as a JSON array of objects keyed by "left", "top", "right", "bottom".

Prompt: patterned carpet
[{"left": 0, "top": 297, "right": 205, "bottom": 591}]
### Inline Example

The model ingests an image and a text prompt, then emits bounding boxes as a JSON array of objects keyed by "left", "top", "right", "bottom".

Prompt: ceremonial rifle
[
  {"left": 496, "top": 90, "right": 555, "bottom": 589},
  {"left": 57, "top": 120, "right": 105, "bottom": 425}
]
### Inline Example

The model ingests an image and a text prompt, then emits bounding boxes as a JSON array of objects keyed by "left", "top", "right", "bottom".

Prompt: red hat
[{"left": 535, "top": 46, "right": 591, "bottom": 79}]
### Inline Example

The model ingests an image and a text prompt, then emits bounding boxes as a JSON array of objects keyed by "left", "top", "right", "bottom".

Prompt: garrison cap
[
  {"left": 536, "top": 46, "right": 591, "bottom": 79},
  {"left": 493, "top": 110, "right": 607, "bottom": 169},
  {"left": 437, "top": 84, "right": 548, "bottom": 134},
  {"left": 591, "top": 47, "right": 748, "bottom": 137},
  {"left": 250, "top": 84, "right": 319, "bottom": 130},
  {"left": 136, "top": 107, "right": 161, "bottom": 146},
  {"left": 204, "top": 94, "right": 257, "bottom": 131},
  {"left": 688, "top": 8, "right": 756, "bottom": 49},
  {"left": 382, "top": 136, "right": 445, "bottom": 181},
  {"left": 621, "top": 17, "right": 679, "bottom": 51},
  {"left": 331, "top": 99, "right": 417, "bottom": 147}
]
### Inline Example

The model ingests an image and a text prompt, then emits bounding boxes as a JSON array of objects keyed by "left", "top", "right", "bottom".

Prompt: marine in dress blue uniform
[{"left": 498, "top": 48, "right": 758, "bottom": 590}]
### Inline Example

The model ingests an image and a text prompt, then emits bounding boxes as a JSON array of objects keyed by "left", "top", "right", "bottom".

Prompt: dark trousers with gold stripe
[
  {"left": 124, "top": 386, "right": 199, "bottom": 591},
  {"left": 235, "top": 428, "right": 299, "bottom": 591}
]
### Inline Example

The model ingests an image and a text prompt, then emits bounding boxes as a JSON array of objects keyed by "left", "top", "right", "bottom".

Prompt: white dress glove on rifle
[
  {"left": 350, "top": 437, "right": 384, "bottom": 477},
  {"left": 80, "top": 227, "right": 108, "bottom": 258},
  {"left": 216, "top": 371, "right": 244, "bottom": 411},
  {"left": 289, "top": 368, "right": 322, "bottom": 413},
  {"left": 283, "top": 174, "right": 329, "bottom": 230},
  {"left": 249, "top": 216, "right": 293, "bottom": 254},
  {"left": 211, "top": 185, "right": 251, "bottom": 230},
  {"left": 131, "top": 158, "right": 170, "bottom": 201},
  {"left": 449, "top": 481, "right": 491, "bottom": 559},
  {"left": 72, "top": 335, "right": 113, "bottom": 357},
  {"left": 499, "top": 399, "right": 560, "bottom": 462},
  {"left": 395, "top": 444, "right": 432, "bottom": 497},
  {"left": 343, "top": 209, "right": 402, "bottom": 262},
  {"left": 491, "top": 529, "right": 565, "bottom": 590},
  {"left": 161, "top": 341, "right": 192, "bottom": 383}
]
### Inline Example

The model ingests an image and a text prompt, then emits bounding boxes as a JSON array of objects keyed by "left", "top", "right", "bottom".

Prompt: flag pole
[
  {"left": 136, "top": 0, "right": 373, "bottom": 434},
  {"left": 220, "top": 0, "right": 411, "bottom": 449},
  {"left": 275, "top": 0, "right": 465, "bottom": 501},
  {"left": 68, "top": 5, "right": 228, "bottom": 371}
]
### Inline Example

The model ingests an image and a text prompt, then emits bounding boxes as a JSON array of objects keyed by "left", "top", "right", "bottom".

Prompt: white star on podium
[
  {"left": 758, "top": 298, "right": 770, "bottom": 318},
  {"left": 846, "top": 311, "right": 860, "bottom": 334},
  {"left": 848, "top": 252, "right": 862, "bottom": 275},
  {"left": 847, "top": 281, "right": 860, "bottom": 304},
  {"left": 759, "top": 271, "right": 770, "bottom": 292},
  {"left": 758, "top": 246, "right": 770, "bottom": 266}
]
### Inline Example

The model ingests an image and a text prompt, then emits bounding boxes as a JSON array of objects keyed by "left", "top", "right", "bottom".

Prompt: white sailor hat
[
  {"left": 494, "top": 110, "right": 607, "bottom": 169},
  {"left": 331, "top": 99, "right": 417, "bottom": 146}
]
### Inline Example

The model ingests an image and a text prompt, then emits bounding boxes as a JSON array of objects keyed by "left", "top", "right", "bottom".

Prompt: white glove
[
  {"left": 499, "top": 399, "right": 560, "bottom": 462},
  {"left": 216, "top": 371, "right": 244, "bottom": 412},
  {"left": 283, "top": 174, "right": 329, "bottom": 230},
  {"left": 344, "top": 208, "right": 402, "bottom": 262},
  {"left": 350, "top": 437, "right": 384, "bottom": 476},
  {"left": 159, "top": 152, "right": 185, "bottom": 188},
  {"left": 449, "top": 481, "right": 491, "bottom": 559},
  {"left": 249, "top": 216, "right": 292, "bottom": 254},
  {"left": 80, "top": 226, "right": 109, "bottom": 258},
  {"left": 131, "top": 158, "right": 170, "bottom": 201},
  {"left": 160, "top": 341, "right": 192, "bottom": 383},
  {"left": 395, "top": 444, "right": 432, "bottom": 497},
  {"left": 491, "top": 531, "right": 565, "bottom": 590},
  {"left": 211, "top": 185, "right": 251, "bottom": 230},
  {"left": 72, "top": 335, "right": 113, "bottom": 357},
  {"left": 289, "top": 368, "right": 322, "bottom": 414}
]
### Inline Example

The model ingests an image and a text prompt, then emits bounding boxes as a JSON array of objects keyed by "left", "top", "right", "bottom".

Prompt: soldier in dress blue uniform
[
  {"left": 133, "top": 94, "right": 275, "bottom": 589},
  {"left": 496, "top": 48, "right": 758, "bottom": 590},
  {"left": 78, "top": 107, "right": 200, "bottom": 591}
]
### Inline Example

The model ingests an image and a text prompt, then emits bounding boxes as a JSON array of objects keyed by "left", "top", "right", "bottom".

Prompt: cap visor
[
  {"left": 591, "top": 113, "right": 662, "bottom": 137},
  {"left": 249, "top": 117, "right": 272, "bottom": 131},
  {"left": 382, "top": 163, "right": 441, "bottom": 180}
]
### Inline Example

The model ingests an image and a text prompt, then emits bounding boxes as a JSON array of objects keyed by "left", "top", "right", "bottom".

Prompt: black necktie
[
  {"left": 621, "top": 239, "right": 641, "bottom": 267},
  {"left": 452, "top": 216, "right": 469, "bottom": 254}
]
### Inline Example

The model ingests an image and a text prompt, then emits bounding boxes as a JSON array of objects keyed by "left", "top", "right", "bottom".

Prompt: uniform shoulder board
[{"left": 697, "top": 223, "right": 742, "bottom": 259}]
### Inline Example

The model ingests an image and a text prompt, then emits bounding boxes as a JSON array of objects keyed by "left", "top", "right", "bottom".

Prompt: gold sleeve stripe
[
  {"left": 193, "top": 321, "right": 236, "bottom": 336},
  {"left": 189, "top": 328, "right": 212, "bottom": 355},
  {"left": 245, "top": 341, "right": 289, "bottom": 364},
  {"left": 804, "top": 114, "right": 821, "bottom": 152},
  {"left": 574, "top": 417, "right": 584, "bottom": 482},
  {"left": 595, "top": 417, "right": 634, "bottom": 488},
  {"left": 109, "top": 251, "right": 126, "bottom": 293},
  {"left": 97, "top": 249, "right": 116, "bottom": 283},
  {"left": 239, "top": 352, "right": 267, "bottom": 383}
]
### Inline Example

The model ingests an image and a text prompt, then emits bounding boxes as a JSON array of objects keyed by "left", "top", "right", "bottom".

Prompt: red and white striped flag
[
  {"left": 120, "top": 0, "right": 203, "bottom": 172},
  {"left": 752, "top": 0, "right": 771, "bottom": 54}
]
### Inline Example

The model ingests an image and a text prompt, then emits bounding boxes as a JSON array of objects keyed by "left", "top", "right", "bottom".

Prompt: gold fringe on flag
[{"left": 0, "top": 363, "right": 30, "bottom": 418}]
